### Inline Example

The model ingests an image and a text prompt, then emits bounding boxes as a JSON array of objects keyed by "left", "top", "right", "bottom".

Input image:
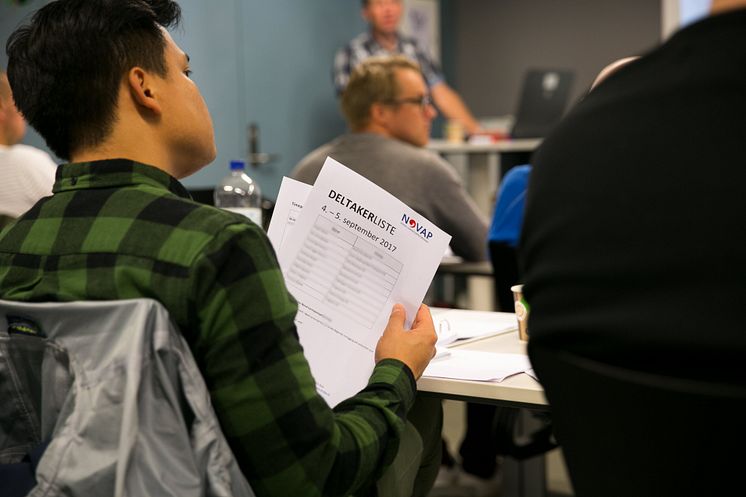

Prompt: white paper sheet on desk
[
  {"left": 423, "top": 350, "right": 531, "bottom": 382},
  {"left": 277, "top": 157, "right": 452, "bottom": 407},
  {"left": 430, "top": 308, "right": 518, "bottom": 343}
]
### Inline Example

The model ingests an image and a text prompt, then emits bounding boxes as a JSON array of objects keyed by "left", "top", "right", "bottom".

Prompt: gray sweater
[{"left": 291, "top": 133, "right": 488, "bottom": 261}]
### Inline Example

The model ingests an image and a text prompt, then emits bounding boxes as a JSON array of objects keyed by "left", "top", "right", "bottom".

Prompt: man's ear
[
  {"left": 369, "top": 102, "right": 390, "bottom": 128},
  {"left": 127, "top": 67, "right": 162, "bottom": 115}
]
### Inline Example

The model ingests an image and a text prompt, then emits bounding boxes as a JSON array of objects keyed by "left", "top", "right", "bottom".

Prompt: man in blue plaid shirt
[
  {"left": 0, "top": 1, "right": 440, "bottom": 496},
  {"left": 334, "top": 0, "right": 481, "bottom": 135}
]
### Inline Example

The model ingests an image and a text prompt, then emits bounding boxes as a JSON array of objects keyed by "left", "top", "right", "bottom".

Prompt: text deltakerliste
[{"left": 328, "top": 189, "right": 396, "bottom": 235}]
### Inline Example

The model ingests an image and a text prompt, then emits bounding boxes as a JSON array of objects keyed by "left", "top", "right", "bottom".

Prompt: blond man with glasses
[{"left": 293, "top": 55, "right": 487, "bottom": 263}]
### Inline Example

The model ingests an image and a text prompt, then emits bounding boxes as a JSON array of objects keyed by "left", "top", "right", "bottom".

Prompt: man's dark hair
[{"left": 6, "top": 0, "right": 181, "bottom": 160}]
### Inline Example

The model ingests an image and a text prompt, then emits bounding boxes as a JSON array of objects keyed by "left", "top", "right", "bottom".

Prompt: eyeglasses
[{"left": 385, "top": 94, "right": 433, "bottom": 109}]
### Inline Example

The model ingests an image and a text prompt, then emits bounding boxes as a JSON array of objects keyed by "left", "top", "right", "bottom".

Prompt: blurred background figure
[
  {"left": 334, "top": 0, "right": 481, "bottom": 136},
  {"left": 0, "top": 70, "right": 57, "bottom": 228}
]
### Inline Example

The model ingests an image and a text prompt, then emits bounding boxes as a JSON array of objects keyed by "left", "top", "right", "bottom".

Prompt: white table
[
  {"left": 418, "top": 329, "right": 546, "bottom": 409},
  {"left": 417, "top": 309, "right": 550, "bottom": 497},
  {"left": 428, "top": 139, "right": 541, "bottom": 217}
]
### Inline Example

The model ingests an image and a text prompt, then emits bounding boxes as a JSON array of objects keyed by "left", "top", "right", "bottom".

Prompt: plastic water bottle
[{"left": 214, "top": 160, "right": 263, "bottom": 227}]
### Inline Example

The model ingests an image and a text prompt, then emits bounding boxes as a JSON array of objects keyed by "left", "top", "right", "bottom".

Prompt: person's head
[
  {"left": 341, "top": 55, "right": 437, "bottom": 147},
  {"left": 0, "top": 71, "right": 26, "bottom": 146},
  {"left": 362, "top": 0, "right": 403, "bottom": 37},
  {"left": 6, "top": 0, "right": 215, "bottom": 177},
  {"left": 590, "top": 56, "right": 640, "bottom": 91}
]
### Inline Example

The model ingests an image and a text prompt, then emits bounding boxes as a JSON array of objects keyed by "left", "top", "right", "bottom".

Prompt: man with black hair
[{"left": 0, "top": 1, "right": 437, "bottom": 496}]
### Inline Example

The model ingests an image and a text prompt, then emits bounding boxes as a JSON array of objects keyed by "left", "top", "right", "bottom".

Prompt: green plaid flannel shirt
[{"left": 0, "top": 159, "right": 416, "bottom": 497}]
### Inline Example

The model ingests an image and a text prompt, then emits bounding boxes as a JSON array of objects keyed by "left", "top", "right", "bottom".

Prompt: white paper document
[
  {"left": 274, "top": 157, "right": 452, "bottom": 407},
  {"left": 430, "top": 308, "right": 518, "bottom": 345},
  {"left": 423, "top": 350, "right": 531, "bottom": 382},
  {"left": 266, "top": 176, "right": 311, "bottom": 252}
]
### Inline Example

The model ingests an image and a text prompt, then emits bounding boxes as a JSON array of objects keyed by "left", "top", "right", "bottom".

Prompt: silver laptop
[{"left": 510, "top": 69, "right": 574, "bottom": 139}]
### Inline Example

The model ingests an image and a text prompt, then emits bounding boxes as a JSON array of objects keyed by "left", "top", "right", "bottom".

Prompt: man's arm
[
  {"left": 431, "top": 82, "right": 481, "bottom": 135},
  {"left": 190, "top": 221, "right": 435, "bottom": 497}
]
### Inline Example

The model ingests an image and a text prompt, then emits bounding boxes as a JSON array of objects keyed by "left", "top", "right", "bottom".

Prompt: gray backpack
[{"left": 0, "top": 298, "right": 254, "bottom": 497}]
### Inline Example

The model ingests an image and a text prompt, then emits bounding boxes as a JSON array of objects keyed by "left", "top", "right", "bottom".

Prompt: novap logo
[{"left": 401, "top": 213, "right": 433, "bottom": 241}]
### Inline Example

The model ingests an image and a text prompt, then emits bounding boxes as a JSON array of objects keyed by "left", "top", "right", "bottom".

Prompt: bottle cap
[{"left": 230, "top": 160, "right": 246, "bottom": 171}]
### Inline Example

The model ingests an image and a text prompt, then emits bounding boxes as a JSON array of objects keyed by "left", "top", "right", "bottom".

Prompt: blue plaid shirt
[{"left": 333, "top": 31, "right": 444, "bottom": 94}]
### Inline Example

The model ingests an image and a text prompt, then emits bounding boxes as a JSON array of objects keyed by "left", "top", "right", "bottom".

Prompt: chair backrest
[
  {"left": 0, "top": 298, "right": 254, "bottom": 497},
  {"left": 530, "top": 346, "right": 746, "bottom": 497},
  {"left": 488, "top": 164, "right": 531, "bottom": 311}
]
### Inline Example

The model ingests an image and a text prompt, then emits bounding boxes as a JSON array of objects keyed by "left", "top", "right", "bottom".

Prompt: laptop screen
[{"left": 510, "top": 69, "right": 574, "bottom": 139}]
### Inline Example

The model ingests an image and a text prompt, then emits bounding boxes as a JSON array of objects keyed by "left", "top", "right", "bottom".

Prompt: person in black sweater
[{"left": 521, "top": 0, "right": 746, "bottom": 379}]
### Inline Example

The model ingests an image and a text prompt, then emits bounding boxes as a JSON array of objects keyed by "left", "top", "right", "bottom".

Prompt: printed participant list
[{"left": 287, "top": 215, "right": 402, "bottom": 329}]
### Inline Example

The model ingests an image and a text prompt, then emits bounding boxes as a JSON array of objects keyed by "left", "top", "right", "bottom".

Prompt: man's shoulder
[
  {"left": 160, "top": 192, "right": 263, "bottom": 234},
  {"left": 382, "top": 137, "right": 448, "bottom": 166},
  {"left": 397, "top": 34, "right": 434, "bottom": 59},
  {"left": 397, "top": 33, "right": 422, "bottom": 49},
  {"left": 329, "top": 133, "right": 448, "bottom": 168},
  {"left": 348, "top": 31, "right": 372, "bottom": 50},
  {"left": 291, "top": 140, "right": 339, "bottom": 184},
  {"left": 336, "top": 32, "right": 369, "bottom": 56},
  {"left": 350, "top": 135, "right": 458, "bottom": 184},
  {"left": 292, "top": 134, "right": 453, "bottom": 183},
  {"left": 106, "top": 186, "right": 267, "bottom": 255}
]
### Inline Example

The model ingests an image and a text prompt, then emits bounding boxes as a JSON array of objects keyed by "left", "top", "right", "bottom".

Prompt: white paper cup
[
  {"left": 445, "top": 120, "right": 465, "bottom": 144},
  {"left": 511, "top": 284, "right": 529, "bottom": 341}
]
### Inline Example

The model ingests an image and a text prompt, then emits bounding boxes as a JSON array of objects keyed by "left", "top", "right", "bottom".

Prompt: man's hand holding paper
[{"left": 376, "top": 303, "right": 437, "bottom": 380}]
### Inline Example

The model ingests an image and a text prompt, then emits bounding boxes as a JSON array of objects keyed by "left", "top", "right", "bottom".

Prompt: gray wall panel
[{"left": 447, "top": 0, "right": 661, "bottom": 118}]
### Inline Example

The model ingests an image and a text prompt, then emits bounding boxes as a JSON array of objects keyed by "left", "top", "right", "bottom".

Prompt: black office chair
[
  {"left": 530, "top": 345, "right": 746, "bottom": 497},
  {"left": 489, "top": 241, "right": 520, "bottom": 313},
  {"left": 486, "top": 163, "right": 530, "bottom": 312}
]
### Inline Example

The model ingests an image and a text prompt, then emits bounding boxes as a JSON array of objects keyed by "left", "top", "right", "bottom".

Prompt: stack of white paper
[
  {"left": 431, "top": 308, "right": 518, "bottom": 344},
  {"left": 268, "top": 158, "right": 452, "bottom": 407},
  {"left": 423, "top": 350, "right": 531, "bottom": 382}
]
